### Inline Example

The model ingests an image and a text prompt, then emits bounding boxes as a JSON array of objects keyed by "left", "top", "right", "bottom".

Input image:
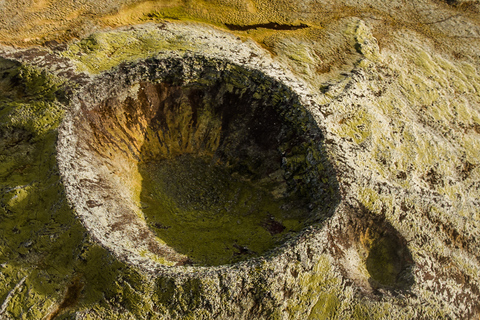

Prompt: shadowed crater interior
[
  {"left": 66, "top": 57, "right": 338, "bottom": 266},
  {"left": 334, "top": 205, "right": 415, "bottom": 293}
]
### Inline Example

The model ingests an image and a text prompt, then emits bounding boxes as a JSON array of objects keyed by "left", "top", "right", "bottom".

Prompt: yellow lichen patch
[
  {"left": 334, "top": 108, "right": 372, "bottom": 145},
  {"left": 398, "top": 73, "right": 440, "bottom": 106},
  {"left": 101, "top": 0, "right": 182, "bottom": 27},
  {"left": 62, "top": 24, "right": 261, "bottom": 74},
  {"left": 61, "top": 29, "right": 175, "bottom": 73},
  {"left": 263, "top": 32, "right": 321, "bottom": 80},
  {"left": 307, "top": 289, "right": 341, "bottom": 320},
  {"left": 99, "top": 0, "right": 261, "bottom": 32},
  {"left": 461, "top": 133, "right": 480, "bottom": 161},
  {"left": 357, "top": 187, "right": 383, "bottom": 213},
  {"left": 139, "top": 249, "right": 176, "bottom": 266},
  {"left": 3, "top": 186, "right": 31, "bottom": 212},
  {"left": 289, "top": 256, "right": 340, "bottom": 317},
  {"left": 26, "top": 0, "right": 53, "bottom": 12}
]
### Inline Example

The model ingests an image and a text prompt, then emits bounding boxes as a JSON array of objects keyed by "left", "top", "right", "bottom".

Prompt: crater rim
[{"left": 56, "top": 54, "right": 340, "bottom": 274}]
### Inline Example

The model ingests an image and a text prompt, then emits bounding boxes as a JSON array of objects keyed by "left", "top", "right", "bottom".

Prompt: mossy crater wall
[{"left": 57, "top": 55, "right": 339, "bottom": 273}]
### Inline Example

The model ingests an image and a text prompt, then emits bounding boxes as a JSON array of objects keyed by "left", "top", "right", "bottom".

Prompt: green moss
[
  {"left": 366, "top": 237, "right": 403, "bottom": 287},
  {"left": 286, "top": 256, "right": 340, "bottom": 318},
  {"left": 154, "top": 278, "right": 177, "bottom": 305},
  {"left": 140, "top": 154, "right": 307, "bottom": 266},
  {"left": 5, "top": 101, "right": 64, "bottom": 137},
  {"left": 0, "top": 129, "right": 76, "bottom": 317},
  {"left": 152, "top": 277, "right": 217, "bottom": 318},
  {"left": 0, "top": 62, "right": 66, "bottom": 138},
  {"left": 0, "top": 62, "right": 65, "bottom": 103},
  {"left": 308, "top": 291, "right": 340, "bottom": 320},
  {"left": 0, "top": 129, "right": 141, "bottom": 318},
  {"left": 0, "top": 60, "right": 159, "bottom": 319},
  {"left": 61, "top": 28, "right": 195, "bottom": 74}
]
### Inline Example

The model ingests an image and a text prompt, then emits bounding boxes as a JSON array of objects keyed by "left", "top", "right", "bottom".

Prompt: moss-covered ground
[
  {"left": 0, "top": 59, "right": 159, "bottom": 319},
  {"left": 1, "top": 0, "right": 479, "bottom": 315},
  {"left": 140, "top": 154, "right": 306, "bottom": 266}
]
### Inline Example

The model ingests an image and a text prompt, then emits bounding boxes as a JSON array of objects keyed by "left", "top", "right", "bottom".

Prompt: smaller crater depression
[
  {"left": 62, "top": 57, "right": 338, "bottom": 267},
  {"left": 334, "top": 205, "right": 415, "bottom": 294}
]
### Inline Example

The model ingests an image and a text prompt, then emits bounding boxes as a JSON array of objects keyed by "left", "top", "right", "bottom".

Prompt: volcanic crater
[{"left": 57, "top": 56, "right": 338, "bottom": 269}]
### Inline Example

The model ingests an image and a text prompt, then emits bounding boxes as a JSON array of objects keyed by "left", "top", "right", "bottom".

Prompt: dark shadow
[
  {"left": 366, "top": 227, "right": 415, "bottom": 290},
  {"left": 339, "top": 203, "right": 415, "bottom": 293},
  {"left": 225, "top": 22, "right": 309, "bottom": 31}
]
